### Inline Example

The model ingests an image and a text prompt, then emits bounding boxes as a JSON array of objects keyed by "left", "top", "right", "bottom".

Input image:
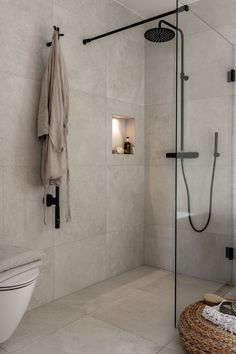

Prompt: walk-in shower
[
  {"left": 145, "top": 19, "right": 220, "bottom": 233},
  {"left": 83, "top": 0, "right": 235, "bottom": 325}
]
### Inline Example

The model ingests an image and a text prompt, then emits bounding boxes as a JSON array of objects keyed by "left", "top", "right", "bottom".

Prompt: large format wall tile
[
  {"left": 107, "top": 165, "right": 144, "bottom": 232},
  {"left": 0, "top": 72, "right": 41, "bottom": 166},
  {"left": 54, "top": 234, "right": 107, "bottom": 298},
  {"left": 177, "top": 164, "right": 232, "bottom": 236},
  {"left": 145, "top": 165, "right": 175, "bottom": 227},
  {"left": 186, "top": 0, "right": 236, "bottom": 29},
  {"left": 0, "top": 0, "right": 52, "bottom": 81},
  {"left": 106, "top": 35, "right": 144, "bottom": 105},
  {"left": 2, "top": 166, "right": 53, "bottom": 250},
  {"left": 144, "top": 225, "right": 175, "bottom": 271},
  {"left": 53, "top": 4, "right": 107, "bottom": 96},
  {"left": 183, "top": 96, "right": 233, "bottom": 166},
  {"left": 185, "top": 30, "right": 233, "bottom": 101},
  {"left": 54, "top": 0, "right": 110, "bottom": 26},
  {"left": 106, "top": 98, "right": 144, "bottom": 166},
  {"left": 54, "top": 165, "right": 107, "bottom": 246},
  {"left": 177, "top": 228, "right": 232, "bottom": 283},
  {"left": 29, "top": 247, "right": 54, "bottom": 310},
  {"left": 106, "top": 0, "right": 144, "bottom": 44},
  {"left": 145, "top": 41, "right": 175, "bottom": 105},
  {"left": 145, "top": 103, "right": 175, "bottom": 166},
  {"left": 107, "top": 224, "right": 144, "bottom": 277},
  {"left": 69, "top": 90, "right": 106, "bottom": 166},
  {"left": 218, "top": 23, "right": 236, "bottom": 46}
]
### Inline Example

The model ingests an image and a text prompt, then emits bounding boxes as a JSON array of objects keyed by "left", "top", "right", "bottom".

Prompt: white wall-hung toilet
[{"left": 0, "top": 267, "right": 39, "bottom": 343}]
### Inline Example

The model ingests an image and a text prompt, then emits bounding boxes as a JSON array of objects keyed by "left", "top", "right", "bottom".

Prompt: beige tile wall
[{"left": 0, "top": 0, "right": 145, "bottom": 306}]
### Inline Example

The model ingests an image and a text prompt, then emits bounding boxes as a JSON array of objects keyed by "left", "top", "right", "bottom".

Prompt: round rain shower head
[{"left": 144, "top": 27, "right": 175, "bottom": 43}]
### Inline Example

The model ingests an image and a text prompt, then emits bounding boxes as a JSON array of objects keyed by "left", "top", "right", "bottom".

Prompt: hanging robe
[{"left": 38, "top": 29, "right": 71, "bottom": 222}]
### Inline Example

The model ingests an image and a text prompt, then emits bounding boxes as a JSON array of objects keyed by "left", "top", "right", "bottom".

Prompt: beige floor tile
[
  {"left": 113, "top": 266, "right": 157, "bottom": 285},
  {"left": 127, "top": 269, "right": 172, "bottom": 290},
  {"left": 91, "top": 288, "right": 177, "bottom": 346},
  {"left": 56, "top": 277, "right": 135, "bottom": 314},
  {"left": 1, "top": 302, "right": 84, "bottom": 353},
  {"left": 139, "top": 273, "right": 175, "bottom": 303},
  {"left": 226, "top": 286, "right": 236, "bottom": 298},
  {"left": 139, "top": 272, "right": 222, "bottom": 316},
  {"left": 13, "top": 316, "right": 162, "bottom": 354},
  {"left": 166, "top": 336, "right": 187, "bottom": 353},
  {"left": 157, "top": 347, "right": 186, "bottom": 354},
  {"left": 176, "top": 275, "right": 222, "bottom": 316}
]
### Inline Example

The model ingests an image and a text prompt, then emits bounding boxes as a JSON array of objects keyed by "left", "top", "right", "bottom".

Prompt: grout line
[
  {"left": 87, "top": 314, "right": 165, "bottom": 348},
  {"left": 9, "top": 313, "right": 87, "bottom": 354},
  {"left": 0, "top": 69, "right": 43, "bottom": 84}
]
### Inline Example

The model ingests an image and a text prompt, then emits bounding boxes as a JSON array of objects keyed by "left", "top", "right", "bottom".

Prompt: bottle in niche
[{"left": 124, "top": 136, "right": 131, "bottom": 154}]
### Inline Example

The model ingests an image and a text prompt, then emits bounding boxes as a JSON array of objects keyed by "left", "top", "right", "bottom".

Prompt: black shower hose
[{"left": 180, "top": 155, "right": 217, "bottom": 233}]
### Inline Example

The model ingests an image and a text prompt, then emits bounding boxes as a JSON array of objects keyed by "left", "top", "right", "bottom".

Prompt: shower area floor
[{"left": 0, "top": 266, "right": 232, "bottom": 354}]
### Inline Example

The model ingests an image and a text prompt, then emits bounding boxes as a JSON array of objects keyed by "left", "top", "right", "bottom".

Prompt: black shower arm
[{"left": 158, "top": 20, "right": 184, "bottom": 75}]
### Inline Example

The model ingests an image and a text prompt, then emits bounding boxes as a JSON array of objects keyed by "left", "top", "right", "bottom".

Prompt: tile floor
[{"left": 0, "top": 266, "right": 224, "bottom": 354}]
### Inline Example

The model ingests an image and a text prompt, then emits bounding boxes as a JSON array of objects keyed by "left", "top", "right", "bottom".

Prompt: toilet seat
[{"left": 0, "top": 268, "right": 39, "bottom": 291}]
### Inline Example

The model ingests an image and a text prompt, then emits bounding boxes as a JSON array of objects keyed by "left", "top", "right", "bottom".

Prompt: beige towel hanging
[{"left": 38, "top": 28, "right": 71, "bottom": 223}]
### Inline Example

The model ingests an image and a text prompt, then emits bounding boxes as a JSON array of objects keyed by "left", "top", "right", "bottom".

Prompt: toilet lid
[{"left": 0, "top": 268, "right": 39, "bottom": 289}]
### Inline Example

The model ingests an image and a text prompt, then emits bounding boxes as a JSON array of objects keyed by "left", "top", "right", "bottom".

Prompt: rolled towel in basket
[{"left": 202, "top": 302, "right": 236, "bottom": 334}]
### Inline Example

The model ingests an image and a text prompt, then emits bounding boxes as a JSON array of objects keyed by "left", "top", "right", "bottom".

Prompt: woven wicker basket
[{"left": 178, "top": 301, "right": 236, "bottom": 354}]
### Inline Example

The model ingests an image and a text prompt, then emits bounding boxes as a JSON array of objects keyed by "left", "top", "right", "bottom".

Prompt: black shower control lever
[
  {"left": 44, "top": 186, "right": 60, "bottom": 229},
  {"left": 166, "top": 152, "right": 199, "bottom": 159}
]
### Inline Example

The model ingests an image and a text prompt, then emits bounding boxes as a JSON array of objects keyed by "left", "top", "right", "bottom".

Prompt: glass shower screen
[{"left": 175, "top": 0, "right": 234, "bottom": 321}]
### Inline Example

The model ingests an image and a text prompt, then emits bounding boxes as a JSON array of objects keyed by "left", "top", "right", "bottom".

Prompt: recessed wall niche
[{"left": 112, "top": 114, "right": 135, "bottom": 155}]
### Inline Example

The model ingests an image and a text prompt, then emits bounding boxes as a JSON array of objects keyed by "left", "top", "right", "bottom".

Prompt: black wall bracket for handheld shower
[
  {"left": 227, "top": 69, "right": 235, "bottom": 82},
  {"left": 226, "top": 247, "right": 234, "bottom": 261},
  {"left": 45, "top": 186, "right": 60, "bottom": 229}
]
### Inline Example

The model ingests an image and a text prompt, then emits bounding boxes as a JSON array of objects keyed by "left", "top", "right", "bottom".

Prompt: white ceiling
[{"left": 115, "top": 0, "right": 199, "bottom": 18}]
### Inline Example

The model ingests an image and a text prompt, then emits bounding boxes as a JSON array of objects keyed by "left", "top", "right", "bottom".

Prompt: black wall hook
[{"left": 46, "top": 26, "right": 64, "bottom": 47}]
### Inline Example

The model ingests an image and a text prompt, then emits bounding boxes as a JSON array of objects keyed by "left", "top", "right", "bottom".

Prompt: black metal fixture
[
  {"left": 83, "top": 5, "right": 189, "bottom": 45},
  {"left": 144, "top": 27, "right": 175, "bottom": 42},
  {"left": 226, "top": 247, "right": 234, "bottom": 261},
  {"left": 227, "top": 69, "right": 235, "bottom": 82},
  {"left": 166, "top": 152, "right": 199, "bottom": 159},
  {"left": 45, "top": 186, "right": 60, "bottom": 229},
  {"left": 47, "top": 26, "right": 64, "bottom": 47},
  {"left": 145, "top": 18, "right": 220, "bottom": 233}
]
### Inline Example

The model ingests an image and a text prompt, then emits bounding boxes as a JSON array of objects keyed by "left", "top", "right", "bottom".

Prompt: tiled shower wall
[
  {"left": 144, "top": 0, "right": 236, "bottom": 284},
  {"left": 0, "top": 0, "right": 145, "bottom": 308}
]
